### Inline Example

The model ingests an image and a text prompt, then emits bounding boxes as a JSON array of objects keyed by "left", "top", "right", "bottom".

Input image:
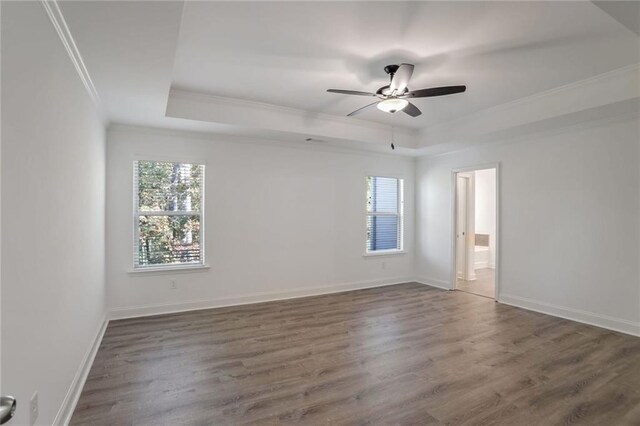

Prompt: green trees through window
[{"left": 134, "top": 161, "right": 204, "bottom": 268}]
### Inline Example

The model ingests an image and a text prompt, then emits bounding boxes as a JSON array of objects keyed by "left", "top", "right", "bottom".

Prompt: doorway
[{"left": 452, "top": 166, "right": 498, "bottom": 299}]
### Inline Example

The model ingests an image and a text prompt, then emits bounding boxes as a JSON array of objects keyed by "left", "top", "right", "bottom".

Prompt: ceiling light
[{"left": 377, "top": 98, "right": 408, "bottom": 113}]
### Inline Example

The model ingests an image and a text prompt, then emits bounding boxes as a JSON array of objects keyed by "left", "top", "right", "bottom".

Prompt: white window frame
[
  {"left": 365, "top": 175, "right": 405, "bottom": 256},
  {"left": 132, "top": 160, "right": 206, "bottom": 271}
]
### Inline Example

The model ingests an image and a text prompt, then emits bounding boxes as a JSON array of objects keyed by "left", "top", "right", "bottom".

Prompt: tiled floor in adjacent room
[{"left": 457, "top": 268, "right": 495, "bottom": 298}]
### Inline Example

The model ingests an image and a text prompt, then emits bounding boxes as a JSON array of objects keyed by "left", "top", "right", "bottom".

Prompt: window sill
[
  {"left": 127, "top": 264, "right": 210, "bottom": 274},
  {"left": 363, "top": 250, "right": 406, "bottom": 257}
]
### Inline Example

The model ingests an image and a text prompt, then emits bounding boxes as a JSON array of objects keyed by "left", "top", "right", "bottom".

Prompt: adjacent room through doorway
[{"left": 454, "top": 167, "right": 497, "bottom": 299}]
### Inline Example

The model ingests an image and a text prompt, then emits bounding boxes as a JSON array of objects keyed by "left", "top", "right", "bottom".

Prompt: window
[
  {"left": 366, "top": 176, "right": 404, "bottom": 254},
  {"left": 133, "top": 160, "right": 205, "bottom": 269}
]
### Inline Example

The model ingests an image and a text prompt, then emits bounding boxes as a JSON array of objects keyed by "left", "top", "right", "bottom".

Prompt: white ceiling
[
  {"left": 173, "top": 1, "right": 639, "bottom": 129},
  {"left": 58, "top": 1, "right": 183, "bottom": 126},
  {"left": 594, "top": 1, "right": 640, "bottom": 36},
  {"left": 58, "top": 0, "right": 639, "bottom": 152}
]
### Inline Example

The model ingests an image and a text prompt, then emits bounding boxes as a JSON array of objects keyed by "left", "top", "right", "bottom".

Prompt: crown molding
[
  {"left": 166, "top": 88, "right": 420, "bottom": 150},
  {"left": 41, "top": 0, "right": 103, "bottom": 112},
  {"left": 420, "top": 99, "right": 640, "bottom": 159},
  {"left": 169, "top": 88, "right": 419, "bottom": 137},
  {"left": 431, "top": 62, "right": 639, "bottom": 130},
  {"left": 108, "top": 123, "right": 418, "bottom": 160},
  {"left": 168, "top": 60, "right": 639, "bottom": 155},
  {"left": 36, "top": 0, "right": 636, "bottom": 157},
  {"left": 419, "top": 63, "right": 640, "bottom": 150}
]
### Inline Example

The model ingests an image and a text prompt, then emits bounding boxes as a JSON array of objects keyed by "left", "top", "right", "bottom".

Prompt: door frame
[
  {"left": 450, "top": 163, "right": 501, "bottom": 301},
  {"left": 455, "top": 174, "right": 474, "bottom": 281}
]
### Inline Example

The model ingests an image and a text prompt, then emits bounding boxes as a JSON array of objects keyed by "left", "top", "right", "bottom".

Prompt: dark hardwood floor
[{"left": 71, "top": 283, "right": 640, "bottom": 425}]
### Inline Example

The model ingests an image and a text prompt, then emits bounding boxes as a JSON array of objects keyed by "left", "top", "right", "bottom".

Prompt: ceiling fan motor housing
[
  {"left": 376, "top": 85, "right": 409, "bottom": 97},
  {"left": 326, "top": 63, "right": 465, "bottom": 118},
  {"left": 379, "top": 65, "right": 409, "bottom": 96},
  {"left": 384, "top": 64, "right": 400, "bottom": 76}
]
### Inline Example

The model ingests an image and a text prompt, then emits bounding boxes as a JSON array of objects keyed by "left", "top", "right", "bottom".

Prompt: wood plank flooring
[{"left": 71, "top": 283, "right": 640, "bottom": 425}]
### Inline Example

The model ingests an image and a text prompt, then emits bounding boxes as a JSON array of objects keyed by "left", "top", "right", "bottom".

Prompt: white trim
[
  {"left": 500, "top": 294, "right": 640, "bottom": 338},
  {"left": 420, "top": 105, "right": 640, "bottom": 160},
  {"left": 453, "top": 174, "right": 474, "bottom": 281},
  {"left": 414, "top": 277, "right": 452, "bottom": 291},
  {"left": 425, "top": 63, "right": 640, "bottom": 136},
  {"left": 53, "top": 316, "right": 109, "bottom": 426},
  {"left": 451, "top": 163, "right": 501, "bottom": 175},
  {"left": 418, "top": 63, "right": 640, "bottom": 150},
  {"left": 132, "top": 161, "right": 205, "bottom": 270},
  {"left": 108, "top": 123, "right": 418, "bottom": 160},
  {"left": 363, "top": 250, "right": 406, "bottom": 257},
  {"left": 450, "top": 163, "right": 501, "bottom": 298},
  {"left": 134, "top": 210, "right": 202, "bottom": 217},
  {"left": 365, "top": 175, "right": 405, "bottom": 253},
  {"left": 170, "top": 89, "right": 419, "bottom": 136},
  {"left": 109, "top": 276, "right": 415, "bottom": 320},
  {"left": 365, "top": 212, "right": 401, "bottom": 217},
  {"left": 132, "top": 153, "right": 209, "bottom": 167},
  {"left": 131, "top": 159, "right": 208, "bottom": 175},
  {"left": 128, "top": 264, "right": 210, "bottom": 274},
  {"left": 40, "top": 0, "right": 102, "bottom": 112},
  {"left": 200, "top": 165, "right": 206, "bottom": 267},
  {"left": 417, "top": 278, "right": 639, "bottom": 337},
  {"left": 167, "top": 89, "right": 419, "bottom": 152},
  {"left": 449, "top": 172, "right": 457, "bottom": 291}
]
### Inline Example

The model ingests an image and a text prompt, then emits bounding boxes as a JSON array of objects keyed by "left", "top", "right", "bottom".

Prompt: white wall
[
  {"left": 416, "top": 114, "right": 640, "bottom": 336},
  {"left": 474, "top": 168, "right": 496, "bottom": 268},
  {"left": 1, "top": 2, "right": 106, "bottom": 425},
  {"left": 106, "top": 126, "right": 415, "bottom": 318}
]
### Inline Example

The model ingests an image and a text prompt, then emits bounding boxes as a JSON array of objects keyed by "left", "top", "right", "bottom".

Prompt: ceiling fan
[{"left": 327, "top": 63, "right": 466, "bottom": 117}]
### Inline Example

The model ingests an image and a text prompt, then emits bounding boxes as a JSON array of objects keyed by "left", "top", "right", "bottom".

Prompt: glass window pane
[
  {"left": 137, "top": 215, "right": 201, "bottom": 266},
  {"left": 137, "top": 161, "right": 202, "bottom": 212},
  {"left": 367, "top": 176, "right": 398, "bottom": 213},
  {"left": 367, "top": 214, "right": 399, "bottom": 251}
]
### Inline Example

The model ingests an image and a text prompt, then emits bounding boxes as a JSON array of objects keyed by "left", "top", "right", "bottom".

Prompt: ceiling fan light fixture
[
  {"left": 327, "top": 64, "right": 464, "bottom": 118},
  {"left": 377, "top": 98, "right": 409, "bottom": 113}
]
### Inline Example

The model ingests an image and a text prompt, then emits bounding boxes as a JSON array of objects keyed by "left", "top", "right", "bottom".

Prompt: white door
[{"left": 456, "top": 176, "right": 468, "bottom": 280}]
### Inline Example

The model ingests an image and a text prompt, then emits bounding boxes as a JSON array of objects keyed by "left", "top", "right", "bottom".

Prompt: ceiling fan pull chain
[{"left": 391, "top": 126, "right": 395, "bottom": 150}]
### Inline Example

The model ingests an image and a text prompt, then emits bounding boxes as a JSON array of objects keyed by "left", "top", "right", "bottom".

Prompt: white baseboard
[
  {"left": 414, "top": 276, "right": 452, "bottom": 291},
  {"left": 53, "top": 315, "right": 109, "bottom": 425},
  {"left": 109, "top": 276, "right": 415, "bottom": 320},
  {"left": 53, "top": 280, "right": 638, "bottom": 426},
  {"left": 500, "top": 294, "right": 640, "bottom": 337}
]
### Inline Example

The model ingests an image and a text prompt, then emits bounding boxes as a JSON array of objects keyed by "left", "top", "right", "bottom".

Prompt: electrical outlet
[
  {"left": 30, "top": 392, "right": 38, "bottom": 426},
  {"left": 170, "top": 279, "right": 177, "bottom": 290}
]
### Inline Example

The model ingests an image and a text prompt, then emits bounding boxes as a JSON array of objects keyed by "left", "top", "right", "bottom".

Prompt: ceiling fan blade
[
  {"left": 403, "top": 102, "right": 422, "bottom": 117},
  {"left": 405, "top": 85, "right": 466, "bottom": 98},
  {"left": 347, "top": 101, "right": 379, "bottom": 117},
  {"left": 327, "top": 89, "right": 377, "bottom": 97},
  {"left": 389, "top": 63, "right": 414, "bottom": 94}
]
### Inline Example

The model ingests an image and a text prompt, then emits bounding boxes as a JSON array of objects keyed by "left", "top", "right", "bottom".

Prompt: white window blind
[
  {"left": 133, "top": 161, "right": 205, "bottom": 269},
  {"left": 366, "top": 176, "right": 404, "bottom": 253}
]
